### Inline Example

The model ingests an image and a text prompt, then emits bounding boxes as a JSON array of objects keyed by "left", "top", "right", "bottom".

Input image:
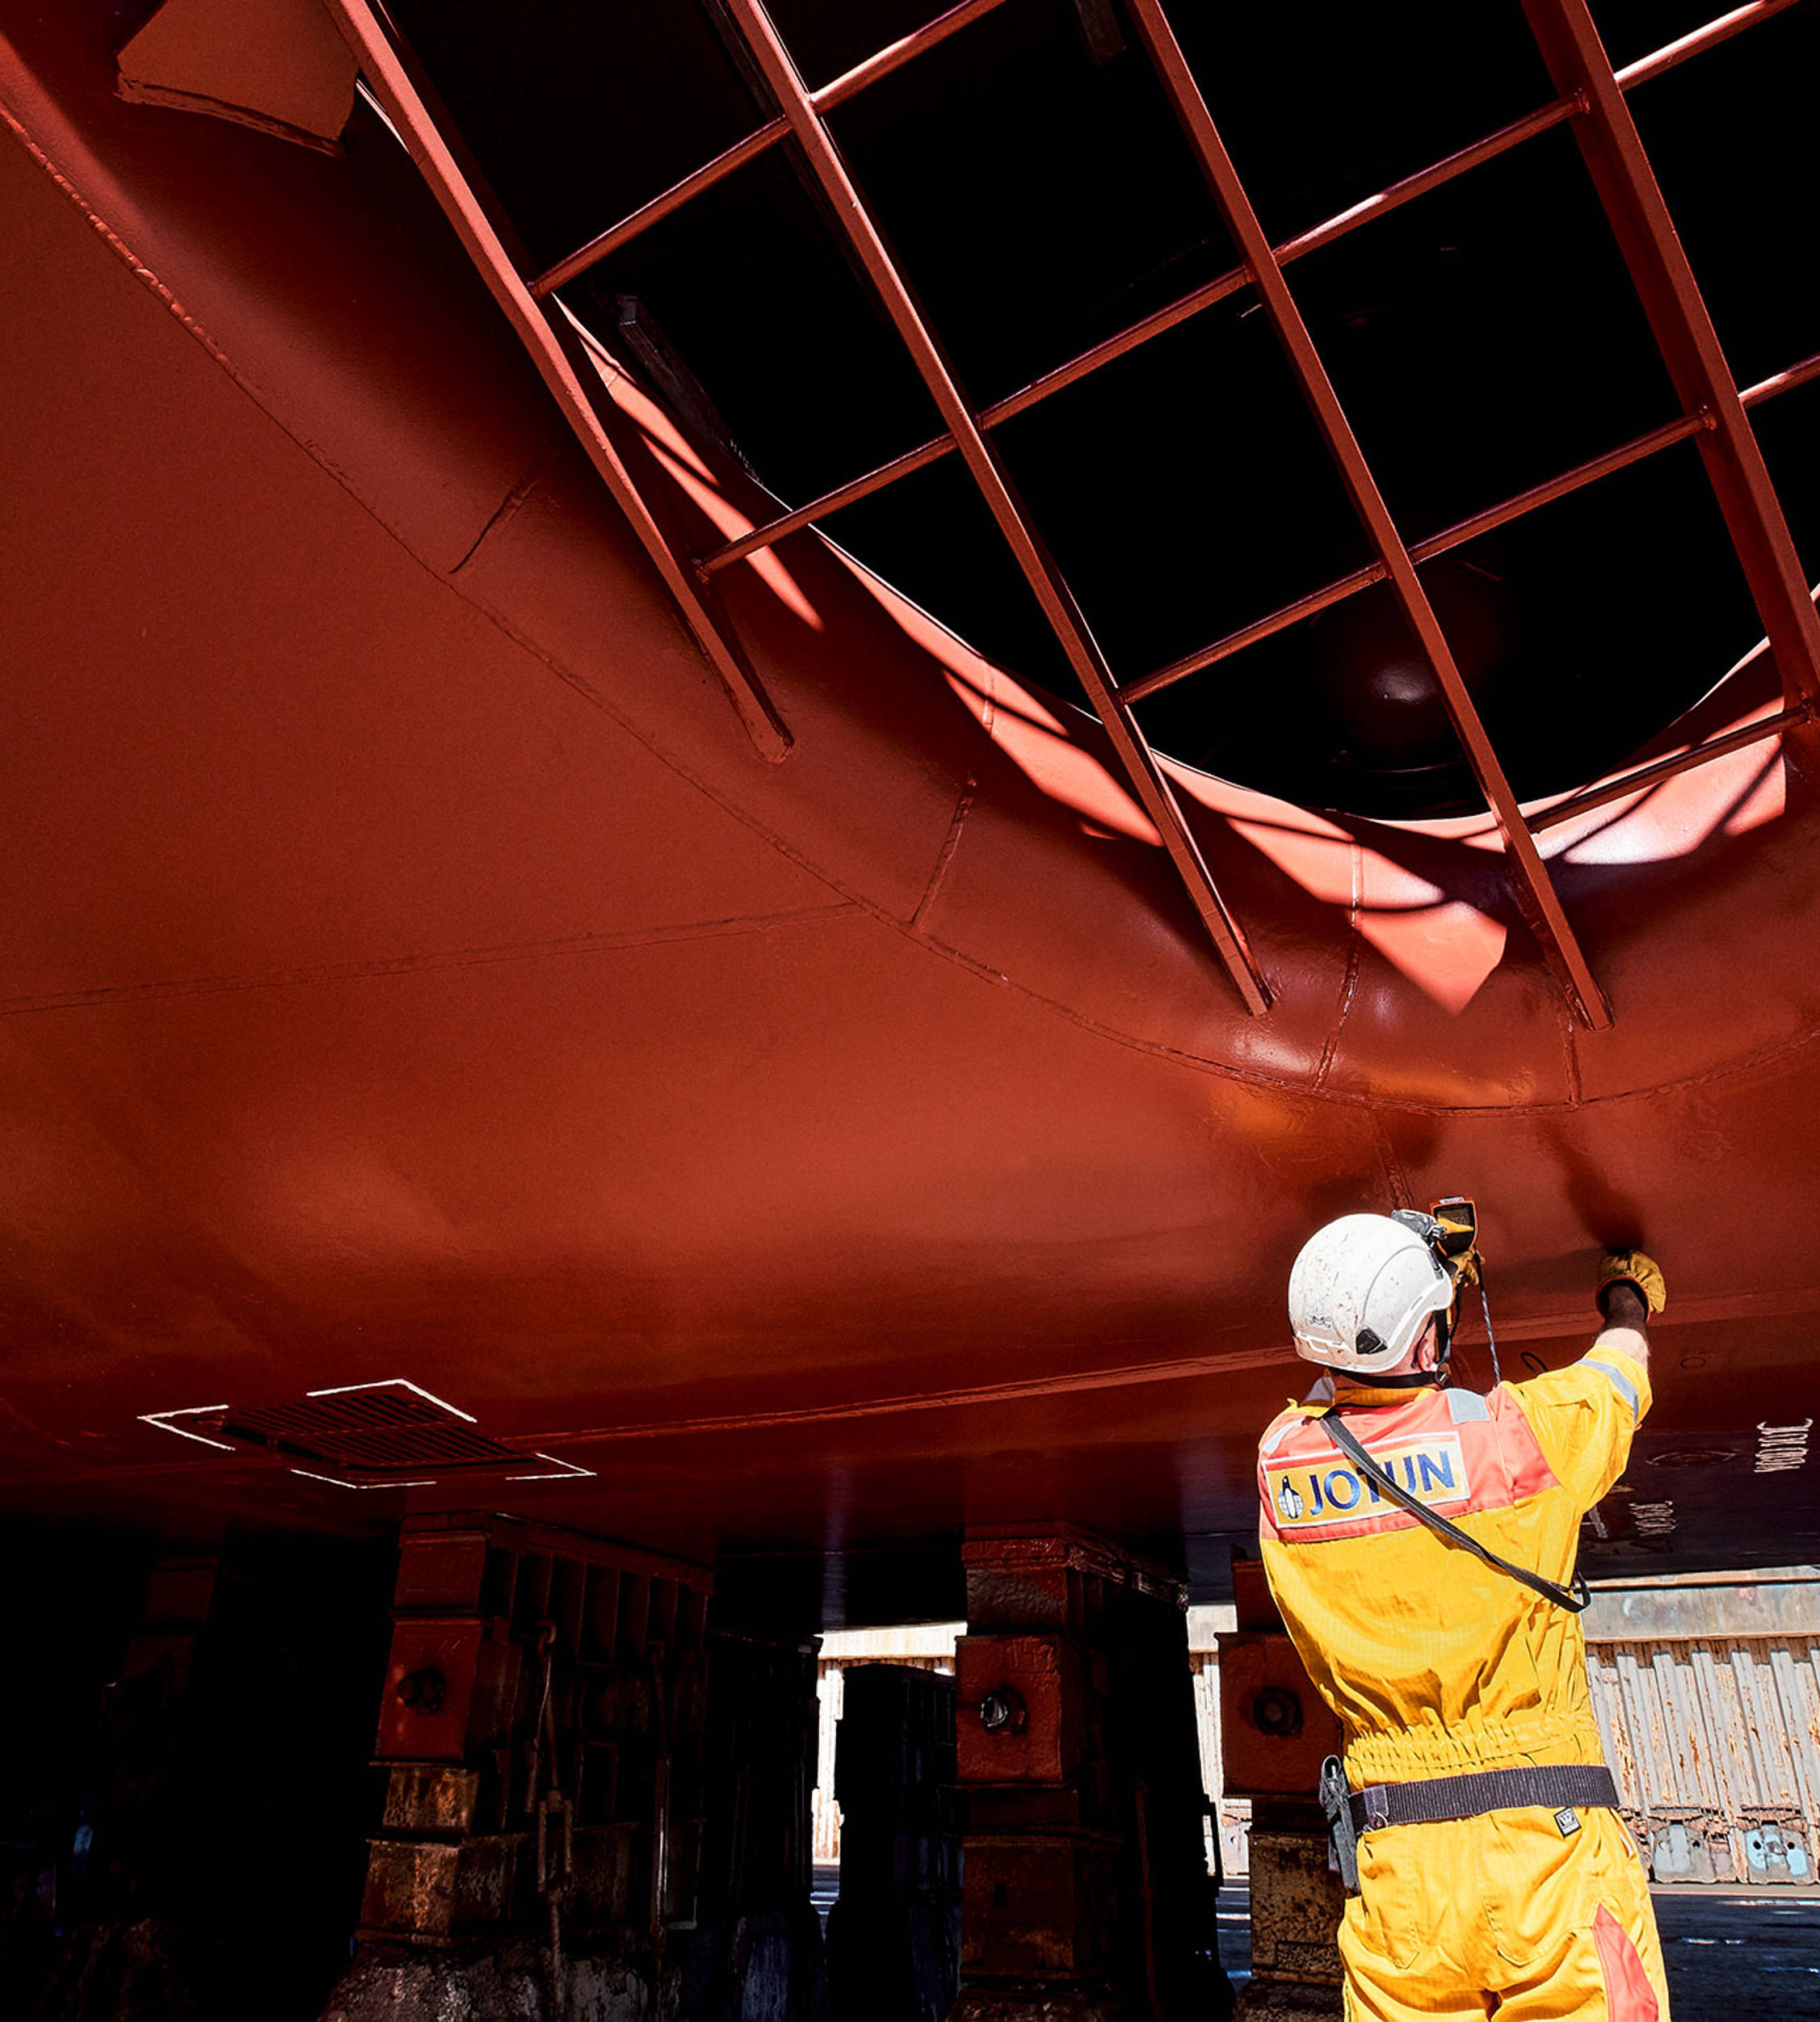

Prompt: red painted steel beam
[
  {"left": 1521, "top": 0, "right": 1820, "bottom": 713},
  {"left": 1126, "top": 0, "right": 1612, "bottom": 1029},
  {"left": 530, "top": 0, "right": 1016, "bottom": 299},
  {"left": 697, "top": 0, "right": 1791, "bottom": 582},
  {"left": 714, "top": 0, "right": 1271, "bottom": 1011},
  {"left": 322, "top": 0, "right": 792, "bottom": 761}
]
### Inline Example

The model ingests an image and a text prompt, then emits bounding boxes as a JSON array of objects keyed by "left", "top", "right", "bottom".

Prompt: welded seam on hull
[
  {"left": 0, "top": 904, "right": 860, "bottom": 1017},
  {"left": 912, "top": 780, "right": 976, "bottom": 930},
  {"left": 451, "top": 445, "right": 561, "bottom": 575},
  {"left": 512, "top": 1285, "right": 1820, "bottom": 1448},
  {"left": 0, "top": 71, "right": 376, "bottom": 511},
  {"left": 0, "top": 92, "right": 237, "bottom": 375},
  {"left": 443, "top": 488, "right": 1818, "bottom": 1119},
  {"left": 1562, "top": 989, "right": 1585, "bottom": 1107},
  {"left": 34, "top": 1284, "right": 1820, "bottom": 1489},
  {"left": 1371, "top": 1115, "right": 1411, "bottom": 1210},
  {"left": 1314, "top": 842, "right": 1365, "bottom": 1091},
  {"left": 421, "top": 482, "right": 1820, "bottom": 1115}
]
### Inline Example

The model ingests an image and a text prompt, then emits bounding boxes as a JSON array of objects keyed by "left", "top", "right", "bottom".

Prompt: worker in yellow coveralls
[{"left": 1257, "top": 1207, "right": 1670, "bottom": 2020}]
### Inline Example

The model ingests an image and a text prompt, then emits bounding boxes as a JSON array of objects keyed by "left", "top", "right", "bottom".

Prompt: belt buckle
[{"left": 1363, "top": 1784, "right": 1391, "bottom": 1831}]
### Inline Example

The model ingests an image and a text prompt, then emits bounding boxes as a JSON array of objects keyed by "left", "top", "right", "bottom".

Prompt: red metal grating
[
  {"left": 326, "top": 0, "right": 1819, "bottom": 1027},
  {"left": 227, "top": 1382, "right": 521, "bottom": 1474}
]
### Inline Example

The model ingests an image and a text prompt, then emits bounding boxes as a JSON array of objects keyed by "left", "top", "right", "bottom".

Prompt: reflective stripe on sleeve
[{"left": 1583, "top": 1356, "right": 1641, "bottom": 1419}]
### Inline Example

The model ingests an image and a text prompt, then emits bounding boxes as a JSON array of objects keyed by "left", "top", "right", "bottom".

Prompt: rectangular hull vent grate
[{"left": 227, "top": 1383, "right": 519, "bottom": 1474}]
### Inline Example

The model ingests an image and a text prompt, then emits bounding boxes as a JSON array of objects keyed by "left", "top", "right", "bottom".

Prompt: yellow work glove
[{"left": 1596, "top": 1248, "right": 1667, "bottom": 1317}]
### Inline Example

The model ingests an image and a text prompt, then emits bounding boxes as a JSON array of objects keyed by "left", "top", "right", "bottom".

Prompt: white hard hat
[{"left": 1288, "top": 1213, "right": 1455, "bottom": 1375}]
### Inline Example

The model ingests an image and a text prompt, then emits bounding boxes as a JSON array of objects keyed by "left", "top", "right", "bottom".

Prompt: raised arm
[{"left": 1593, "top": 1249, "right": 1666, "bottom": 1373}]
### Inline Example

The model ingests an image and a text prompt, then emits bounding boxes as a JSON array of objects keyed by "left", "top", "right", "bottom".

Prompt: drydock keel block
[
  {"left": 950, "top": 1529, "right": 1231, "bottom": 2022},
  {"left": 1221, "top": 1557, "right": 1344, "bottom": 2020}
]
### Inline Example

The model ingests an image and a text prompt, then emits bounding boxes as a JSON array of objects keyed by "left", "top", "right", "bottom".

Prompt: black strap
[
  {"left": 1318, "top": 1408, "right": 1589, "bottom": 1613},
  {"left": 1347, "top": 1763, "right": 1618, "bottom": 1832}
]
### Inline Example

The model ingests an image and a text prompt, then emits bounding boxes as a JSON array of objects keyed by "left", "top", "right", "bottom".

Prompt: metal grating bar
[
  {"left": 1528, "top": 704, "right": 1810, "bottom": 833},
  {"left": 715, "top": 0, "right": 1270, "bottom": 1011},
  {"left": 696, "top": 0, "right": 1793, "bottom": 582},
  {"left": 1521, "top": 0, "right": 1820, "bottom": 711},
  {"left": 229, "top": 1396, "right": 522, "bottom": 1471},
  {"left": 700, "top": 98, "right": 1574, "bottom": 578},
  {"left": 696, "top": 99, "right": 1577, "bottom": 582},
  {"left": 1127, "top": 0, "right": 1612, "bottom": 1028},
  {"left": 1121, "top": 565, "right": 1389, "bottom": 704},
  {"left": 532, "top": 120, "right": 789, "bottom": 297},
  {"left": 1616, "top": 0, "right": 1806, "bottom": 90},
  {"left": 810, "top": 0, "right": 1014, "bottom": 105},
  {"left": 1740, "top": 347, "right": 1820, "bottom": 410},
  {"left": 321, "top": 0, "right": 792, "bottom": 760},
  {"left": 328, "top": 0, "right": 1820, "bottom": 1014},
  {"left": 1124, "top": 336, "right": 1820, "bottom": 704},
  {"left": 704, "top": 434, "right": 961, "bottom": 579},
  {"left": 1123, "top": 410, "right": 1717, "bottom": 703},
  {"left": 530, "top": 0, "right": 1017, "bottom": 298},
  {"left": 537, "top": 0, "right": 1787, "bottom": 307},
  {"left": 227, "top": 1381, "right": 535, "bottom": 1473}
]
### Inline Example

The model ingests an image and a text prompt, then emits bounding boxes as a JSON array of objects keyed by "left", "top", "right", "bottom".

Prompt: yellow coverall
[{"left": 1256, "top": 1352, "right": 1670, "bottom": 2020}]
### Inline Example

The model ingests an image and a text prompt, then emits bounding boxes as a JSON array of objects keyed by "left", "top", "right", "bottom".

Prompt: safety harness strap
[
  {"left": 1318, "top": 1408, "right": 1590, "bottom": 1613},
  {"left": 1346, "top": 1763, "right": 1620, "bottom": 1833}
]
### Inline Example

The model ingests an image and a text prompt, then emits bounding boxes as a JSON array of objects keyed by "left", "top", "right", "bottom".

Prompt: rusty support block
[
  {"left": 827, "top": 1663, "right": 960, "bottom": 2022},
  {"left": 360, "top": 1835, "right": 522, "bottom": 1944},
  {"left": 1218, "top": 1560, "right": 1342, "bottom": 1804},
  {"left": 952, "top": 1528, "right": 1225, "bottom": 2022},
  {"left": 955, "top": 1635, "right": 1087, "bottom": 1788},
  {"left": 351, "top": 1514, "right": 712, "bottom": 1956},
  {"left": 1221, "top": 1556, "right": 1343, "bottom": 2021},
  {"left": 683, "top": 1615, "right": 830, "bottom": 2022},
  {"left": 961, "top": 1832, "right": 1119, "bottom": 1980},
  {"left": 1238, "top": 1806, "right": 1347, "bottom": 2022},
  {"left": 116, "top": 1556, "right": 216, "bottom": 1711}
]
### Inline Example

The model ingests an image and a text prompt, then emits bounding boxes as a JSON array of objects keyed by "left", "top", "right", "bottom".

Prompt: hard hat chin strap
[{"left": 1352, "top": 1306, "right": 1452, "bottom": 1389}]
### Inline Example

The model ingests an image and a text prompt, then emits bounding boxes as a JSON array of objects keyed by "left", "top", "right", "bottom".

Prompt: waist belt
[
  {"left": 1347, "top": 1763, "right": 1620, "bottom": 1834},
  {"left": 1320, "top": 1757, "right": 1617, "bottom": 1892}
]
